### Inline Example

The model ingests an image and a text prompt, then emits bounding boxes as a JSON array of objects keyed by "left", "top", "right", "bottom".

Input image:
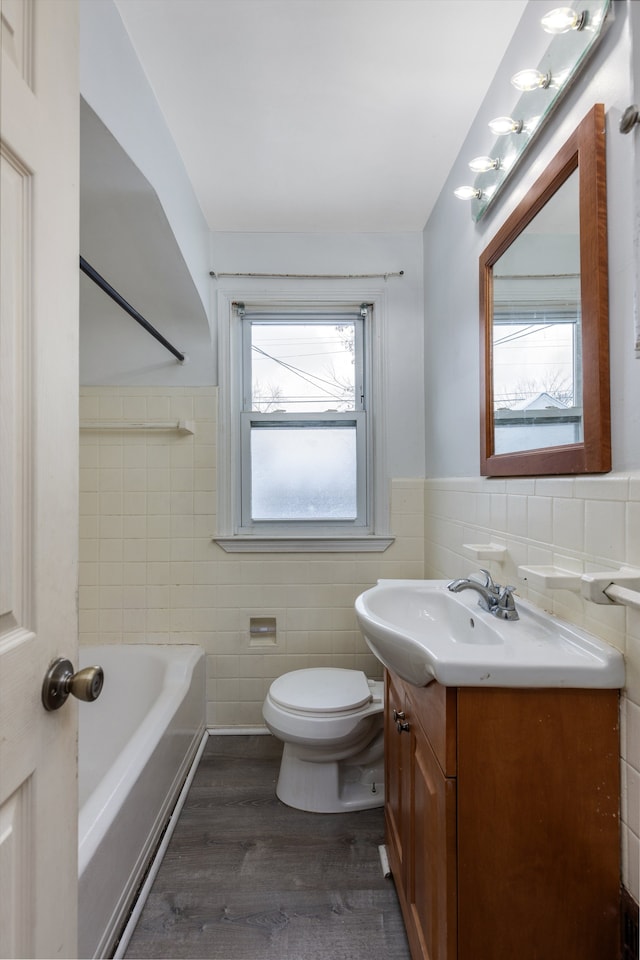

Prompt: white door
[{"left": 0, "top": 1, "right": 79, "bottom": 956}]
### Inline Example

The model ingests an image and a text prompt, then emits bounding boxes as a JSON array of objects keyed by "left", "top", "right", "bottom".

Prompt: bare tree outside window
[
  {"left": 252, "top": 381, "right": 284, "bottom": 412},
  {"left": 250, "top": 323, "right": 357, "bottom": 412}
]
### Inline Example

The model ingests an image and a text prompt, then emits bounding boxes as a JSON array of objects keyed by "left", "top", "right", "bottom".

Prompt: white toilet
[{"left": 262, "top": 667, "right": 385, "bottom": 813}]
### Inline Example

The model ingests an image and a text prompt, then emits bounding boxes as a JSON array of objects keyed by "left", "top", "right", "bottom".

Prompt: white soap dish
[
  {"left": 463, "top": 543, "right": 507, "bottom": 561},
  {"left": 517, "top": 565, "right": 582, "bottom": 591}
]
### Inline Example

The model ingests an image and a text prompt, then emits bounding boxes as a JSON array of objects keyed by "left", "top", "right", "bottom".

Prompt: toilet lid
[{"left": 270, "top": 668, "right": 372, "bottom": 714}]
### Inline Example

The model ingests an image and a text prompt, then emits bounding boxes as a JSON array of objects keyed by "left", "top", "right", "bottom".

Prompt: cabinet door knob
[
  {"left": 393, "top": 709, "right": 406, "bottom": 722},
  {"left": 396, "top": 719, "right": 410, "bottom": 733}
]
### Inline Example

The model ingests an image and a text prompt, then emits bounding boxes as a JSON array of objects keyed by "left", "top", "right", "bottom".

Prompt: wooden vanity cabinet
[{"left": 384, "top": 668, "right": 621, "bottom": 960}]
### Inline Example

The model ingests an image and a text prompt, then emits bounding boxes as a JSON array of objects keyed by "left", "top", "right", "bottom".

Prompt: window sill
[{"left": 213, "top": 535, "right": 395, "bottom": 554}]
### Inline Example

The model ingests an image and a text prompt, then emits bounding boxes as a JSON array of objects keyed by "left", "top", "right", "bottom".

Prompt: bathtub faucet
[{"left": 447, "top": 569, "right": 519, "bottom": 621}]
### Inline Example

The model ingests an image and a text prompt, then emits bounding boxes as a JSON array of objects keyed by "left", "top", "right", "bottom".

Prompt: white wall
[
  {"left": 78, "top": 230, "right": 426, "bottom": 723},
  {"left": 78, "top": 386, "right": 425, "bottom": 726},
  {"left": 211, "top": 230, "right": 426, "bottom": 478},
  {"left": 424, "top": 0, "right": 637, "bottom": 476},
  {"left": 79, "top": 0, "right": 211, "bottom": 324},
  {"left": 79, "top": 101, "right": 214, "bottom": 386}
]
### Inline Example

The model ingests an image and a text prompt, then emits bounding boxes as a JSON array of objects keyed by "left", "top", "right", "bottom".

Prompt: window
[
  {"left": 492, "top": 272, "right": 582, "bottom": 454},
  {"left": 216, "top": 294, "right": 392, "bottom": 552}
]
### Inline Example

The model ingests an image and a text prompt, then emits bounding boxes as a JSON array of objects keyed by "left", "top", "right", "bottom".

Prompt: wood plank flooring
[{"left": 123, "top": 735, "right": 410, "bottom": 960}]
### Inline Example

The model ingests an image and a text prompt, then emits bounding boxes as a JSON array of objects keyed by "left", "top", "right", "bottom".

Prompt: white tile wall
[
  {"left": 79, "top": 388, "right": 638, "bottom": 900},
  {"left": 79, "top": 386, "right": 424, "bottom": 728},
  {"left": 424, "top": 474, "right": 640, "bottom": 901}
]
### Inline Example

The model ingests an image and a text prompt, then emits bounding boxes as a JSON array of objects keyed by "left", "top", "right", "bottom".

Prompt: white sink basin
[{"left": 355, "top": 579, "right": 625, "bottom": 688}]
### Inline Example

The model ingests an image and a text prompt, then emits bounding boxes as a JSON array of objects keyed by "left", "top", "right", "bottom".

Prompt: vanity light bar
[{"left": 454, "top": 2, "right": 609, "bottom": 212}]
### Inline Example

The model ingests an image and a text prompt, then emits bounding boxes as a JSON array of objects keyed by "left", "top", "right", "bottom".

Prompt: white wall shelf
[
  {"left": 517, "top": 565, "right": 582, "bottom": 592},
  {"left": 80, "top": 419, "right": 195, "bottom": 435},
  {"left": 518, "top": 564, "right": 640, "bottom": 610},
  {"left": 463, "top": 543, "right": 507, "bottom": 561}
]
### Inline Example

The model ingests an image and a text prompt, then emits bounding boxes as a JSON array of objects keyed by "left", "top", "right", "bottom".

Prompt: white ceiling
[{"left": 113, "top": 0, "right": 528, "bottom": 233}]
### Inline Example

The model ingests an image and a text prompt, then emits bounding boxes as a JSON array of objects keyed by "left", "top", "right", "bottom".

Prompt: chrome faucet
[{"left": 447, "top": 569, "right": 519, "bottom": 621}]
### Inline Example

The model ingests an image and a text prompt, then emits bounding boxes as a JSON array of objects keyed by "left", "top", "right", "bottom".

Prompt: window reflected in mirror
[{"left": 492, "top": 170, "right": 582, "bottom": 455}]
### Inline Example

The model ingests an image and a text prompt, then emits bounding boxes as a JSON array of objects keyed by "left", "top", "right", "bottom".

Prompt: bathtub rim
[
  {"left": 77, "top": 642, "right": 205, "bottom": 959},
  {"left": 78, "top": 643, "right": 203, "bottom": 876}
]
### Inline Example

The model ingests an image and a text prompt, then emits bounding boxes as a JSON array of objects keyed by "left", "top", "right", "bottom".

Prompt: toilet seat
[{"left": 269, "top": 668, "right": 372, "bottom": 715}]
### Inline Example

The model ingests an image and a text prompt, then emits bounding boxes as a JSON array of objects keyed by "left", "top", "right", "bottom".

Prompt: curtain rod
[
  {"left": 80, "top": 257, "right": 186, "bottom": 363},
  {"left": 493, "top": 272, "right": 580, "bottom": 280},
  {"left": 209, "top": 270, "right": 404, "bottom": 281}
]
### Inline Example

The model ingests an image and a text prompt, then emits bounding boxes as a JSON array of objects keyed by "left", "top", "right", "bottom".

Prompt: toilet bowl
[{"left": 262, "top": 667, "right": 385, "bottom": 813}]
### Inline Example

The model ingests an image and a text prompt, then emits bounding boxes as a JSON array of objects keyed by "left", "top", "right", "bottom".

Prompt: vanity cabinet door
[
  {"left": 385, "top": 671, "right": 457, "bottom": 960},
  {"left": 384, "top": 671, "right": 410, "bottom": 887},
  {"left": 409, "top": 725, "right": 457, "bottom": 960},
  {"left": 456, "top": 687, "right": 620, "bottom": 960}
]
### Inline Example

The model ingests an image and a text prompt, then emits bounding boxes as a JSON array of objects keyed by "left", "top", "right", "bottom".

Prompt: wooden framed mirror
[{"left": 480, "top": 104, "right": 610, "bottom": 477}]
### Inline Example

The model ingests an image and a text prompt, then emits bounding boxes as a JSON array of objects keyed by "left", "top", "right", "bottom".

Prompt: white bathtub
[{"left": 78, "top": 644, "right": 205, "bottom": 960}]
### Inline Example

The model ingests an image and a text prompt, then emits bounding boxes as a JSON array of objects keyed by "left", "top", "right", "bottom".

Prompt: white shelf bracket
[{"left": 580, "top": 567, "right": 640, "bottom": 606}]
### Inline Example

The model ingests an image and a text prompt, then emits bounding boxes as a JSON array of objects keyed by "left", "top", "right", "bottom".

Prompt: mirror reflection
[
  {"left": 480, "top": 103, "right": 610, "bottom": 478},
  {"left": 492, "top": 170, "right": 582, "bottom": 455}
]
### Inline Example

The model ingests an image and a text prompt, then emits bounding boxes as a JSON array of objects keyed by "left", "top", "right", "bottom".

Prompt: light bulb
[
  {"left": 511, "top": 69, "right": 552, "bottom": 92},
  {"left": 541, "top": 7, "right": 586, "bottom": 33},
  {"left": 454, "top": 186, "right": 482, "bottom": 201},
  {"left": 489, "top": 116, "right": 524, "bottom": 136},
  {"left": 468, "top": 156, "right": 500, "bottom": 173}
]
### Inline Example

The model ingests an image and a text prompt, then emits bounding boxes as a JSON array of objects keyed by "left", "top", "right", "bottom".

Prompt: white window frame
[{"left": 215, "top": 289, "right": 392, "bottom": 553}]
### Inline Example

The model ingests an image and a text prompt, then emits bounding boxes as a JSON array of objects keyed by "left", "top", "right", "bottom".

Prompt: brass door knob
[{"left": 42, "top": 658, "right": 104, "bottom": 711}]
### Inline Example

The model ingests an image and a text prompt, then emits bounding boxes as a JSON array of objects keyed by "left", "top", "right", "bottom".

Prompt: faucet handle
[
  {"left": 476, "top": 568, "right": 499, "bottom": 594},
  {"left": 496, "top": 585, "right": 519, "bottom": 620}
]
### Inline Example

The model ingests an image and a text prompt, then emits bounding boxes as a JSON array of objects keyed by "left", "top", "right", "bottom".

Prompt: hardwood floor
[{"left": 123, "top": 735, "right": 411, "bottom": 960}]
